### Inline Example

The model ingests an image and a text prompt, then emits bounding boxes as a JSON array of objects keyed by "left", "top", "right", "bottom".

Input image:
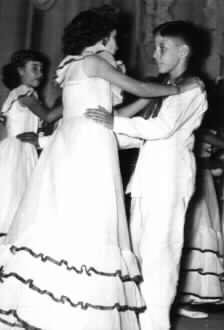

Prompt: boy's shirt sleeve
[
  {"left": 113, "top": 87, "right": 207, "bottom": 141},
  {"left": 115, "top": 134, "right": 143, "bottom": 149}
]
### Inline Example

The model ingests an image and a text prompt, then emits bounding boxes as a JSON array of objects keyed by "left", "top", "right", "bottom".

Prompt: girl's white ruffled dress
[
  {"left": 0, "top": 54, "right": 145, "bottom": 330},
  {"left": 0, "top": 85, "right": 39, "bottom": 243},
  {"left": 179, "top": 141, "right": 224, "bottom": 303}
]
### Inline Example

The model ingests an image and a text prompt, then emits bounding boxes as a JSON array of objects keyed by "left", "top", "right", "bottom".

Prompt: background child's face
[
  {"left": 153, "top": 34, "right": 185, "bottom": 77},
  {"left": 18, "top": 61, "right": 43, "bottom": 88},
  {"left": 105, "top": 29, "right": 118, "bottom": 55}
]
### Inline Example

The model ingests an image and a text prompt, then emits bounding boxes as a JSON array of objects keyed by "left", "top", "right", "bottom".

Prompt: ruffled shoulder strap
[
  {"left": 55, "top": 52, "right": 124, "bottom": 105},
  {"left": 1, "top": 85, "right": 36, "bottom": 114},
  {"left": 55, "top": 43, "right": 112, "bottom": 87},
  {"left": 55, "top": 55, "right": 83, "bottom": 87}
]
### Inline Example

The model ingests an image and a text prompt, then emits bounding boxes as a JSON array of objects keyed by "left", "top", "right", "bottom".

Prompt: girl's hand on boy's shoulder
[{"left": 178, "top": 77, "right": 205, "bottom": 94}]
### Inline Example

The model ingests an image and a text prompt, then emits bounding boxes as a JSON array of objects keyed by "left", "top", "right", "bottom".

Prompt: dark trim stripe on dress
[
  {"left": 10, "top": 245, "right": 142, "bottom": 282},
  {"left": 183, "top": 247, "right": 224, "bottom": 259},
  {"left": 0, "top": 316, "right": 22, "bottom": 328},
  {"left": 0, "top": 267, "right": 145, "bottom": 312},
  {"left": 0, "top": 244, "right": 145, "bottom": 328},
  {"left": 0, "top": 310, "right": 41, "bottom": 330},
  {"left": 181, "top": 268, "right": 224, "bottom": 277}
]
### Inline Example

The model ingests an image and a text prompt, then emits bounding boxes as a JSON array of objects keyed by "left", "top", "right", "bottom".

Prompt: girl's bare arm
[
  {"left": 20, "top": 96, "right": 62, "bottom": 123},
  {"left": 83, "top": 55, "right": 201, "bottom": 98},
  {"left": 83, "top": 55, "right": 178, "bottom": 98}
]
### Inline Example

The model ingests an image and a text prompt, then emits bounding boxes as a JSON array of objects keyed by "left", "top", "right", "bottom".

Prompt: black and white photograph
[{"left": 0, "top": 1, "right": 224, "bottom": 329}]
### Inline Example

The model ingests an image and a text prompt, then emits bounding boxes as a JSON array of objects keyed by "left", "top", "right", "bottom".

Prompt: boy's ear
[{"left": 180, "top": 44, "right": 190, "bottom": 59}]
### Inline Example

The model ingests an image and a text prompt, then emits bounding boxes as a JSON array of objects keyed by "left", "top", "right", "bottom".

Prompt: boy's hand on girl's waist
[{"left": 85, "top": 106, "right": 114, "bottom": 130}]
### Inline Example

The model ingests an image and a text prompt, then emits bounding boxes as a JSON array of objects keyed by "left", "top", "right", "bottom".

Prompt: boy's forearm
[
  {"left": 113, "top": 115, "right": 171, "bottom": 140},
  {"left": 116, "top": 133, "right": 143, "bottom": 150}
]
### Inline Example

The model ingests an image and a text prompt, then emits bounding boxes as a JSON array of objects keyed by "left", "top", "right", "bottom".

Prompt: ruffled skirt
[
  {"left": 0, "top": 118, "right": 145, "bottom": 330},
  {"left": 179, "top": 169, "right": 224, "bottom": 304}
]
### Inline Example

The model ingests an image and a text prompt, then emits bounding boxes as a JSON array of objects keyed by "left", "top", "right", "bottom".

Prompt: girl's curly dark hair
[
  {"left": 2, "top": 49, "right": 48, "bottom": 90},
  {"left": 62, "top": 5, "right": 120, "bottom": 56}
]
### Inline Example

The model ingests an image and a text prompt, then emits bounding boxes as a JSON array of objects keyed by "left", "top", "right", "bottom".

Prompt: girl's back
[{"left": 57, "top": 56, "right": 113, "bottom": 119}]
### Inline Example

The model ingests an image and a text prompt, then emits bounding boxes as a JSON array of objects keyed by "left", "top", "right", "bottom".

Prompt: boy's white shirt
[
  {"left": 39, "top": 132, "right": 142, "bottom": 150},
  {"left": 114, "top": 86, "right": 208, "bottom": 197},
  {"left": 115, "top": 133, "right": 143, "bottom": 150}
]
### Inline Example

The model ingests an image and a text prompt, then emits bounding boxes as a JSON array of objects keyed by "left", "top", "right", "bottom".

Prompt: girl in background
[
  {"left": 178, "top": 128, "right": 224, "bottom": 318},
  {"left": 0, "top": 49, "right": 61, "bottom": 243}
]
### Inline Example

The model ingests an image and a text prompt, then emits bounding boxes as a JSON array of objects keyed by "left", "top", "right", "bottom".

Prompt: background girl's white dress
[
  {"left": 179, "top": 141, "right": 224, "bottom": 304},
  {"left": 0, "top": 85, "right": 39, "bottom": 243},
  {"left": 0, "top": 56, "right": 144, "bottom": 330}
]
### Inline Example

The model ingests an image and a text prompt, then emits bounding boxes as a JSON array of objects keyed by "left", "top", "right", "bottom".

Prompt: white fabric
[
  {"left": 131, "top": 196, "right": 188, "bottom": 330},
  {"left": 179, "top": 168, "right": 224, "bottom": 304},
  {"left": 0, "top": 85, "right": 39, "bottom": 241},
  {"left": 38, "top": 135, "right": 51, "bottom": 149},
  {"left": 114, "top": 87, "right": 207, "bottom": 198},
  {"left": 114, "top": 87, "right": 208, "bottom": 330},
  {"left": 116, "top": 133, "right": 143, "bottom": 150},
  {"left": 38, "top": 119, "right": 61, "bottom": 150},
  {"left": 0, "top": 56, "right": 144, "bottom": 330}
]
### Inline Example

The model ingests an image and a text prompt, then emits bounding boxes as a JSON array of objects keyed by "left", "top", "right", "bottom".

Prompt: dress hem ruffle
[
  {"left": 0, "top": 244, "right": 145, "bottom": 329},
  {"left": 9, "top": 245, "right": 142, "bottom": 282}
]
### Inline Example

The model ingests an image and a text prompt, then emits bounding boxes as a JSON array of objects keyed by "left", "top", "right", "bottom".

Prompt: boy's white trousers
[{"left": 130, "top": 193, "right": 189, "bottom": 330}]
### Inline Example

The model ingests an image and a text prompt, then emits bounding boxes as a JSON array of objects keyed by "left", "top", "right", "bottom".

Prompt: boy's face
[{"left": 153, "top": 33, "right": 187, "bottom": 77}]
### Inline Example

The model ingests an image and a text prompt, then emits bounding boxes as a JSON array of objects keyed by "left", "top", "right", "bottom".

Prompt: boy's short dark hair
[
  {"left": 153, "top": 20, "right": 210, "bottom": 73},
  {"left": 154, "top": 21, "right": 198, "bottom": 52}
]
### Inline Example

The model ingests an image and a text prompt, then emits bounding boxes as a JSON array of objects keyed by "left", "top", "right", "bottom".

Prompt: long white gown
[
  {"left": 178, "top": 141, "right": 224, "bottom": 304},
  {"left": 0, "top": 55, "right": 144, "bottom": 330},
  {"left": 0, "top": 85, "right": 39, "bottom": 243}
]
